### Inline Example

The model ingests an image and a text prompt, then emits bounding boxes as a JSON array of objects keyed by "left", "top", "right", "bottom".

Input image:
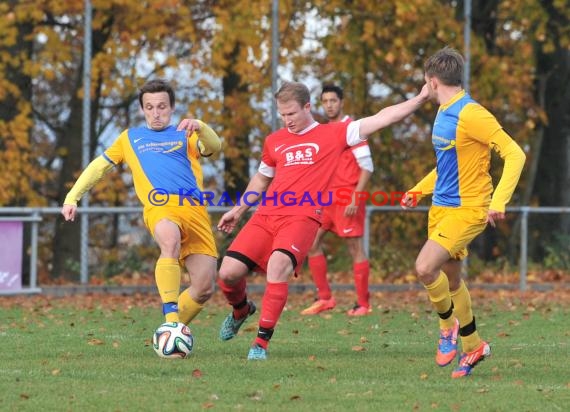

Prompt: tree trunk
[
  {"left": 532, "top": 46, "right": 570, "bottom": 255},
  {"left": 51, "top": 18, "right": 110, "bottom": 279},
  {"left": 222, "top": 45, "right": 250, "bottom": 201}
]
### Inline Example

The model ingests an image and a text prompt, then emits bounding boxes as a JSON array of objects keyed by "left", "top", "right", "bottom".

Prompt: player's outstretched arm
[
  {"left": 359, "top": 84, "right": 429, "bottom": 137},
  {"left": 61, "top": 156, "right": 114, "bottom": 221}
]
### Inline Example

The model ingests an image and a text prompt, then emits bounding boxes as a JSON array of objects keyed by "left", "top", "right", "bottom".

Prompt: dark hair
[
  {"left": 424, "top": 46, "right": 464, "bottom": 86},
  {"left": 321, "top": 84, "right": 344, "bottom": 100},
  {"left": 138, "top": 79, "right": 175, "bottom": 108},
  {"left": 274, "top": 81, "right": 311, "bottom": 107}
]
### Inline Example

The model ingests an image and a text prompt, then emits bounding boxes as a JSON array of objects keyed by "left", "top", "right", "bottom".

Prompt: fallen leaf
[
  {"left": 290, "top": 395, "right": 301, "bottom": 400},
  {"left": 192, "top": 369, "right": 203, "bottom": 378},
  {"left": 360, "top": 336, "right": 369, "bottom": 343},
  {"left": 51, "top": 369, "right": 61, "bottom": 376},
  {"left": 87, "top": 338, "right": 104, "bottom": 345},
  {"left": 351, "top": 345, "right": 366, "bottom": 352},
  {"left": 420, "top": 373, "right": 428, "bottom": 380},
  {"left": 202, "top": 402, "right": 215, "bottom": 409}
]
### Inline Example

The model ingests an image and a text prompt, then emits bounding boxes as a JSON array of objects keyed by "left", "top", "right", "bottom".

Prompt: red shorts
[
  {"left": 227, "top": 213, "right": 320, "bottom": 273},
  {"left": 320, "top": 196, "right": 365, "bottom": 237}
]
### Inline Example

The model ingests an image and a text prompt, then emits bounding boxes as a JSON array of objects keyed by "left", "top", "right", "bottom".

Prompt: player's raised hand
[
  {"left": 419, "top": 83, "right": 430, "bottom": 101},
  {"left": 61, "top": 204, "right": 78, "bottom": 222},
  {"left": 176, "top": 118, "right": 201, "bottom": 134},
  {"left": 217, "top": 209, "right": 241, "bottom": 233}
]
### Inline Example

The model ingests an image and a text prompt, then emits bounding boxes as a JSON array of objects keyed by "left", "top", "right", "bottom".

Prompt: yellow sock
[
  {"left": 451, "top": 280, "right": 481, "bottom": 352},
  {"left": 155, "top": 258, "right": 181, "bottom": 323},
  {"left": 178, "top": 288, "right": 204, "bottom": 325},
  {"left": 424, "top": 271, "right": 455, "bottom": 329}
]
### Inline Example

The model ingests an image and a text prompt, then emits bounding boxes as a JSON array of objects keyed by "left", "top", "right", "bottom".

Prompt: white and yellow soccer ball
[{"left": 152, "top": 322, "right": 194, "bottom": 359}]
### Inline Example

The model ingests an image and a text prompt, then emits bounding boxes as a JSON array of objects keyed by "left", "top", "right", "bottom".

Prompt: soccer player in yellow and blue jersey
[
  {"left": 401, "top": 47, "right": 526, "bottom": 378},
  {"left": 61, "top": 79, "right": 222, "bottom": 329}
]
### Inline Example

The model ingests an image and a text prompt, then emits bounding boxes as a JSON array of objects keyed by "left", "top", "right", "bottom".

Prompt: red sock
[
  {"left": 254, "top": 282, "right": 288, "bottom": 348},
  {"left": 217, "top": 278, "right": 249, "bottom": 318},
  {"left": 308, "top": 254, "right": 331, "bottom": 300},
  {"left": 353, "top": 260, "right": 370, "bottom": 307}
]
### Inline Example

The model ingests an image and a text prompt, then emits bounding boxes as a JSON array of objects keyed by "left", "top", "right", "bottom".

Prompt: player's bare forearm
[
  {"left": 217, "top": 172, "right": 272, "bottom": 232},
  {"left": 359, "top": 84, "right": 429, "bottom": 136},
  {"left": 345, "top": 169, "right": 372, "bottom": 216}
]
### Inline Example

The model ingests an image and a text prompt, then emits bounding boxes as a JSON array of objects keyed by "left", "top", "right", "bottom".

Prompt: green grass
[{"left": 0, "top": 295, "right": 569, "bottom": 411}]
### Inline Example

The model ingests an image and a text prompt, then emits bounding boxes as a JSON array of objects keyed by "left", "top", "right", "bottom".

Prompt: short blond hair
[
  {"left": 274, "top": 81, "right": 310, "bottom": 107},
  {"left": 424, "top": 47, "right": 464, "bottom": 86}
]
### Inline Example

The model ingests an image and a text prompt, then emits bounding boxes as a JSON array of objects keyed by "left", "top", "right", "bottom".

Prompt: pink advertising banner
[{"left": 0, "top": 221, "right": 23, "bottom": 291}]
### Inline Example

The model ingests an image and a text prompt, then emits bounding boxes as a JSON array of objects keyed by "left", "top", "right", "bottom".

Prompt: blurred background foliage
[{"left": 0, "top": 0, "right": 569, "bottom": 282}]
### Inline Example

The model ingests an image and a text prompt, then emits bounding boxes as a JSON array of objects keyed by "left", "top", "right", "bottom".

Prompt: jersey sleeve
[
  {"left": 63, "top": 156, "right": 114, "bottom": 205},
  {"left": 196, "top": 120, "right": 222, "bottom": 156},
  {"left": 489, "top": 134, "right": 526, "bottom": 212},
  {"left": 103, "top": 130, "right": 128, "bottom": 165},
  {"left": 463, "top": 104, "right": 526, "bottom": 212},
  {"left": 351, "top": 143, "right": 373, "bottom": 172},
  {"left": 346, "top": 120, "right": 366, "bottom": 146},
  {"left": 462, "top": 104, "right": 503, "bottom": 144},
  {"left": 259, "top": 135, "right": 276, "bottom": 177},
  {"left": 409, "top": 168, "right": 437, "bottom": 201}
]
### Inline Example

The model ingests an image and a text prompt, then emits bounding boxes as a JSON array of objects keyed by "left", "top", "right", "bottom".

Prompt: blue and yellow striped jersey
[
  {"left": 103, "top": 126, "right": 203, "bottom": 207},
  {"left": 429, "top": 90, "right": 515, "bottom": 208}
]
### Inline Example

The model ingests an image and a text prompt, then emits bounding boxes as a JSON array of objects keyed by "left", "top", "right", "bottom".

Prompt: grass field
[{"left": 0, "top": 290, "right": 569, "bottom": 411}]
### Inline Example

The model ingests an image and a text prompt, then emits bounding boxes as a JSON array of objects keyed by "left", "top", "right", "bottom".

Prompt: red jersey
[
  {"left": 329, "top": 141, "right": 370, "bottom": 189},
  {"left": 257, "top": 121, "right": 359, "bottom": 220}
]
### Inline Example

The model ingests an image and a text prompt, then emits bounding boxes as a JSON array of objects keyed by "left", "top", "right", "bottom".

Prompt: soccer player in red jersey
[
  {"left": 217, "top": 81, "right": 429, "bottom": 360},
  {"left": 301, "top": 84, "right": 373, "bottom": 316}
]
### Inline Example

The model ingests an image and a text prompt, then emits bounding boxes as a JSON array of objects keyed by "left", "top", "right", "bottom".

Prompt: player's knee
[
  {"left": 346, "top": 238, "right": 364, "bottom": 258},
  {"left": 415, "top": 260, "right": 437, "bottom": 283},
  {"left": 218, "top": 264, "right": 243, "bottom": 284}
]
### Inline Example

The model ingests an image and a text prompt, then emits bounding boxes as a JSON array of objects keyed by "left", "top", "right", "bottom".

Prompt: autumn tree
[
  {"left": 0, "top": 1, "right": 51, "bottom": 206},
  {"left": 2, "top": 0, "right": 568, "bottom": 281}
]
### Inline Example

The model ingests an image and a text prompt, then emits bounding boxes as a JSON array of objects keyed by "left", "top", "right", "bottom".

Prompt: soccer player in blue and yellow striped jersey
[
  {"left": 61, "top": 79, "right": 222, "bottom": 330},
  {"left": 401, "top": 47, "right": 526, "bottom": 378}
]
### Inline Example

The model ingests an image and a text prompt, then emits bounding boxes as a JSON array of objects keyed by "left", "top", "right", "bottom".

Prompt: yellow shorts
[
  {"left": 143, "top": 204, "right": 218, "bottom": 260},
  {"left": 428, "top": 206, "right": 488, "bottom": 260}
]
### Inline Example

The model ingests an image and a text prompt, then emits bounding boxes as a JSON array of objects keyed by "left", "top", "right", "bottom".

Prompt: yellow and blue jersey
[
  {"left": 431, "top": 90, "right": 515, "bottom": 208},
  {"left": 103, "top": 125, "right": 203, "bottom": 207}
]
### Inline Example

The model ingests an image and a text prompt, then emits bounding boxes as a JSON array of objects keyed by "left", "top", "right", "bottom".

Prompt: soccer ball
[{"left": 152, "top": 322, "right": 194, "bottom": 359}]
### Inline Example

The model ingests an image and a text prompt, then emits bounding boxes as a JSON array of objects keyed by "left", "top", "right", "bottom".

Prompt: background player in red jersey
[
  {"left": 217, "top": 81, "right": 429, "bottom": 360},
  {"left": 301, "top": 84, "right": 374, "bottom": 316}
]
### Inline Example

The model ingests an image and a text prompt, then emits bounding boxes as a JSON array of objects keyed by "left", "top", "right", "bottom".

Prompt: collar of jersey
[{"left": 288, "top": 121, "right": 319, "bottom": 135}]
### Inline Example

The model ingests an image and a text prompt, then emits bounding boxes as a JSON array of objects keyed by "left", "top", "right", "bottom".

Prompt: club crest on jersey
[{"left": 279, "top": 143, "right": 320, "bottom": 166}]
